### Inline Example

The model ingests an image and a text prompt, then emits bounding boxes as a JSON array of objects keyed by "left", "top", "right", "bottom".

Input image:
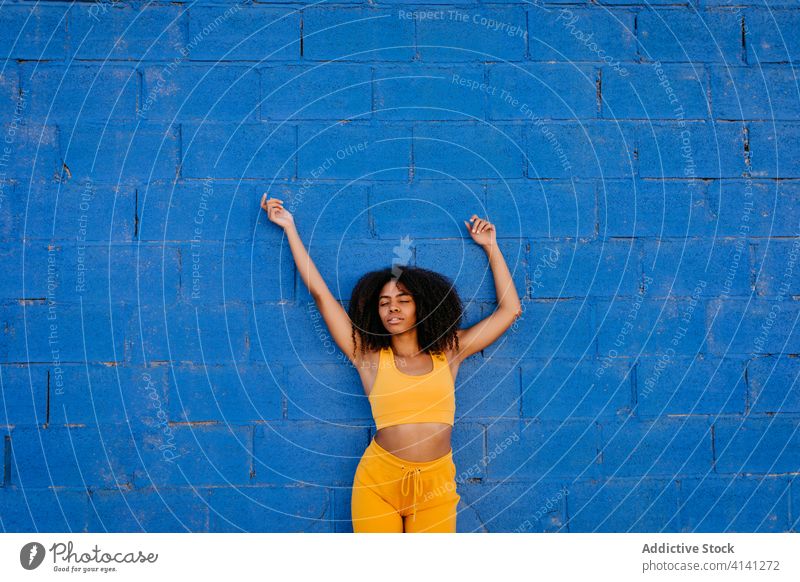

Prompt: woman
[{"left": 261, "top": 193, "right": 522, "bottom": 533}]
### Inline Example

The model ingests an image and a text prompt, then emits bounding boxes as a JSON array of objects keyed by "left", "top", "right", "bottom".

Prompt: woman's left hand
[{"left": 464, "top": 214, "right": 497, "bottom": 248}]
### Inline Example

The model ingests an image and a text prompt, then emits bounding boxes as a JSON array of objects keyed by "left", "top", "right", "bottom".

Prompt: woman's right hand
[{"left": 261, "top": 193, "right": 295, "bottom": 230}]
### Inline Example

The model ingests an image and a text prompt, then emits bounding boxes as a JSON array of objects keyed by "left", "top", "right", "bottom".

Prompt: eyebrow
[{"left": 379, "top": 292, "right": 412, "bottom": 299}]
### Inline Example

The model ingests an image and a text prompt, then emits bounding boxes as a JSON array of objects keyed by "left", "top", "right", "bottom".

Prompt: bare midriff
[{"left": 374, "top": 422, "right": 453, "bottom": 462}]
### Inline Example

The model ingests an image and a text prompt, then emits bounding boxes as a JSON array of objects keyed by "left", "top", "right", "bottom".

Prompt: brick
[
  {"left": 64, "top": 123, "right": 180, "bottom": 183},
  {"left": 371, "top": 181, "right": 485, "bottom": 239},
  {"left": 601, "top": 63, "right": 709, "bottom": 119},
  {"left": 252, "top": 422, "right": 369, "bottom": 485},
  {"left": 484, "top": 299, "right": 594, "bottom": 358},
  {"left": 455, "top": 356, "right": 520, "bottom": 419},
  {"left": 416, "top": 7, "right": 527, "bottom": 62},
  {"left": 23, "top": 65, "right": 138, "bottom": 123},
  {"left": 599, "top": 417, "right": 713, "bottom": 477},
  {"left": 176, "top": 240, "right": 293, "bottom": 303},
  {"left": 486, "top": 63, "right": 597, "bottom": 120},
  {"left": 747, "top": 356, "right": 800, "bottom": 414},
  {"left": 10, "top": 425, "right": 139, "bottom": 488},
  {"left": 10, "top": 181, "right": 135, "bottom": 243},
  {"left": 528, "top": 240, "right": 642, "bottom": 298},
  {"left": 0, "top": 70, "right": 18, "bottom": 124},
  {"left": 744, "top": 9, "right": 800, "bottom": 63},
  {"left": 3, "top": 123, "right": 61, "bottom": 183},
  {"left": 707, "top": 179, "right": 800, "bottom": 237},
  {"left": 458, "top": 481, "right": 568, "bottom": 532},
  {"left": 185, "top": 6, "right": 298, "bottom": 61},
  {"left": 487, "top": 180, "right": 595, "bottom": 239},
  {"left": 0, "top": 5, "right": 67, "bottom": 60},
  {"left": 566, "top": 477, "right": 680, "bottom": 532},
  {"left": 753, "top": 240, "right": 800, "bottom": 298},
  {"left": 748, "top": 121, "right": 800, "bottom": 178},
  {"left": 10, "top": 242, "right": 181, "bottom": 306},
  {"left": 416, "top": 239, "right": 526, "bottom": 302},
  {"left": 248, "top": 303, "right": 356, "bottom": 365},
  {"left": 303, "top": 8, "right": 414, "bottom": 62},
  {"left": 140, "top": 180, "right": 252, "bottom": 242},
  {"left": 638, "top": 9, "right": 743, "bottom": 63},
  {"left": 181, "top": 122, "right": 295, "bottom": 180},
  {"left": 792, "top": 475, "right": 800, "bottom": 531},
  {"left": 169, "top": 363, "right": 283, "bottom": 423},
  {"left": 415, "top": 122, "right": 524, "bottom": 179},
  {"left": 701, "top": 0, "right": 795, "bottom": 5},
  {"left": 637, "top": 121, "right": 745, "bottom": 179},
  {"left": 141, "top": 65, "right": 260, "bottom": 122},
  {"left": 1, "top": 302, "right": 130, "bottom": 364},
  {"left": 87, "top": 487, "right": 208, "bottom": 532},
  {"left": 332, "top": 485, "right": 354, "bottom": 533},
  {"left": 714, "top": 417, "right": 800, "bottom": 474},
  {"left": 528, "top": 8, "right": 637, "bottom": 63},
  {"left": 133, "top": 424, "right": 252, "bottom": 487},
  {"left": 636, "top": 357, "right": 747, "bottom": 416},
  {"left": 453, "top": 484, "right": 487, "bottom": 532},
  {"left": 266, "top": 182, "right": 371, "bottom": 241},
  {"left": 127, "top": 301, "right": 250, "bottom": 365},
  {"left": 599, "top": 180, "right": 714, "bottom": 238},
  {"left": 297, "top": 122, "right": 410, "bottom": 181},
  {"left": 486, "top": 419, "right": 600, "bottom": 480},
  {"left": 69, "top": 4, "right": 187, "bottom": 60},
  {"left": 641, "top": 239, "right": 751, "bottom": 297},
  {"left": 452, "top": 421, "right": 486, "bottom": 480},
  {"left": 711, "top": 66, "right": 800, "bottom": 120},
  {"left": 261, "top": 64, "right": 372, "bottom": 121},
  {"left": 597, "top": 298, "right": 707, "bottom": 356},
  {"left": 706, "top": 300, "right": 800, "bottom": 355},
  {"left": 48, "top": 364, "right": 171, "bottom": 427},
  {"left": 284, "top": 360, "right": 371, "bottom": 421},
  {"left": 205, "top": 486, "right": 331, "bottom": 532},
  {"left": 679, "top": 476, "right": 791, "bottom": 532},
  {"left": 0, "top": 487, "right": 88, "bottom": 532},
  {"left": 521, "top": 358, "right": 633, "bottom": 419},
  {"left": 376, "top": 64, "right": 485, "bottom": 121},
  {"left": 526, "top": 122, "right": 636, "bottom": 179},
  {"left": 0, "top": 364, "right": 47, "bottom": 427}
]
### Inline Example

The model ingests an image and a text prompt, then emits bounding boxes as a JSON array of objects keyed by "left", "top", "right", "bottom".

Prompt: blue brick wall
[{"left": 0, "top": 0, "right": 799, "bottom": 534}]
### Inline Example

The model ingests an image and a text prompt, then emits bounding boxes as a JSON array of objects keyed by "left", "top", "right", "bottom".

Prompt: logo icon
[{"left": 20, "top": 542, "right": 45, "bottom": 570}]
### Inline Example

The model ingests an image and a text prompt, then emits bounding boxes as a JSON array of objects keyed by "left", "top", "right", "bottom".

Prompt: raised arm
[
  {"left": 261, "top": 194, "right": 361, "bottom": 365},
  {"left": 454, "top": 215, "right": 523, "bottom": 362}
]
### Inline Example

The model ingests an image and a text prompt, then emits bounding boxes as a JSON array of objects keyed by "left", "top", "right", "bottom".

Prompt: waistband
[{"left": 366, "top": 436, "right": 453, "bottom": 470}]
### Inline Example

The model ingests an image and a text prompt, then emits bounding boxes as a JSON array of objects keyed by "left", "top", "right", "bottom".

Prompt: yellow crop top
[{"left": 368, "top": 346, "right": 456, "bottom": 430}]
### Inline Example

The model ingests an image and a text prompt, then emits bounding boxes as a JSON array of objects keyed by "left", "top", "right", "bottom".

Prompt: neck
[{"left": 390, "top": 330, "right": 424, "bottom": 358}]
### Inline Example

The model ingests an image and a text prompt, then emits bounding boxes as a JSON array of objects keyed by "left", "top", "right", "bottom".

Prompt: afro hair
[{"left": 347, "top": 266, "right": 464, "bottom": 361}]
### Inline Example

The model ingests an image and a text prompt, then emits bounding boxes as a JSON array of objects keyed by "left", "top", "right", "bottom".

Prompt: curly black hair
[{"left": 347, "top": 266, "right": 463, "bottom": 361}]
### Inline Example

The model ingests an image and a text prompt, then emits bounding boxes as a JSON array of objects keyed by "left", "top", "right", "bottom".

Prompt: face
[{"left": 378, "top": 279, "right": 417, "bottom": 334}]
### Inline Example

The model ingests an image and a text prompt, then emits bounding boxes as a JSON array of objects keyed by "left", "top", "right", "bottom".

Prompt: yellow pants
[{"left": 351, "top": 436, "right": 461, "bottom": 533}]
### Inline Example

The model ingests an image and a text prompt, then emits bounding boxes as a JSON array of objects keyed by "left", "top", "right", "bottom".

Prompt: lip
[{"left": 386, "top": 317, "right": 404, "bottom": 325}]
